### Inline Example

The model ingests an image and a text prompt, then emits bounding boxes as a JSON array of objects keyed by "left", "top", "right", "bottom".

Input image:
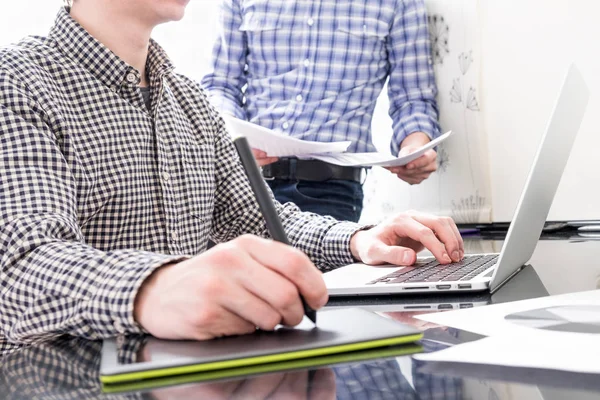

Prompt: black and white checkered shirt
[{"left": 0, "top": 8, "right": 362, "bottom": 354}]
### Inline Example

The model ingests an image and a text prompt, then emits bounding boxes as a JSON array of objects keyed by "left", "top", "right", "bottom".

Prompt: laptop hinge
[{"left": 489, "top": 264, "right": 526, "bottom": 294}]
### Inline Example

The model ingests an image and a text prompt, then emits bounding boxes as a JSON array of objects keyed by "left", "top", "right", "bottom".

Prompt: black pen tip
[{"left": 306, "top": 310, "right": 317, "bottom": 325}]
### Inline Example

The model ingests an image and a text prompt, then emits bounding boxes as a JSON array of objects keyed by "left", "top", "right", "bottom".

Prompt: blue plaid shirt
[{"left": 202, "top": 0, "right": 441, "bottom": 156}]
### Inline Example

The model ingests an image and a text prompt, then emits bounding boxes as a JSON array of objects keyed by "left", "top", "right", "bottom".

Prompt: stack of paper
[
  {"left": 413, "top": 290, "right": 600, "bottom": 375},
  {"left": 223, "top": 116, "right": 453, "bottom": 168}
]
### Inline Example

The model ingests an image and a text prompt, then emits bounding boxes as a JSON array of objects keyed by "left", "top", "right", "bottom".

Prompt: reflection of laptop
[{"left": 324, "top": 65, "right": 589, "bottom": 296}]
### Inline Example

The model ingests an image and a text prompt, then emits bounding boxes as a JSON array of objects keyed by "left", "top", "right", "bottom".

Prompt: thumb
[{"left": 367, "top": 243, "right": 417, "bottom": 266}]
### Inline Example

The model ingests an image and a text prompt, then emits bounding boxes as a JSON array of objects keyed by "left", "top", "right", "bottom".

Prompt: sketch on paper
[
  {"left": 466, "top": 87, "right": 480, "bottom": 111},
  {"left": 458, "top": 50, "right": 473, "bottom": 74},
  {"left": 360, "top": 1, "right": 492, "bottom": 225},
  {"left": 451, "top": 191, "right": 486, "bottom": 223},
  {"left": 428, "top": 14, "right": 450, "bottom": 65},
  {"left": 437, "top": 145, "right": 450, "bottom": 173},
  {"left": 450, "top": 78, "right": 462, "bottom": 103},
  {"left": 450, "top": 51, "right": 480, "bottom": 112}
]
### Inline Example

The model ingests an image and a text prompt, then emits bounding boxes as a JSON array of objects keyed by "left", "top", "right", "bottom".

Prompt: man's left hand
[
  {"left": 350, "top": 211, "right": 464, "bottom": 266},
  {"left": 385, "top": 132, "right": 437, "bottom": 185}
]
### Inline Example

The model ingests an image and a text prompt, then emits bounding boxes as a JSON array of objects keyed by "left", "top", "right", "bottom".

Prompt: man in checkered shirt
[
  {"left": 0, "top": 0, "right": 463, "bottom": 353},
  {"left": 203, "top": 0, "right": 440, "bottom": 222}
]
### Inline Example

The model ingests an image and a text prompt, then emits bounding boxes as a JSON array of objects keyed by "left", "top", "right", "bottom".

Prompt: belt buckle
[{"left": 260, "top": 166, "right": 276, "bottom": 181}]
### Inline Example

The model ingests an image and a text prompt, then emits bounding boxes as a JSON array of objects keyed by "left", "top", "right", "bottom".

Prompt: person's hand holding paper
[
  {"left": 223, "top": 116, "right": 452, "bottom": 169},
  {"left": 385, "top": 132, "right": 438, "bottom": 185},
  {"left": 252, "top": 148, "right": 279, "bottom": 167}
]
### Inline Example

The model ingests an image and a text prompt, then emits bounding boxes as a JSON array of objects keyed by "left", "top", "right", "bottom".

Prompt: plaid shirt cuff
[
  {"left": 322, "top": 222, "right": 370, "bottom": 269},
  {"left": 91, "top": 253, "right": 189, "bottom": 336},
  {"left": 392, "top": 113, "right": 441, "bottom": 156}
]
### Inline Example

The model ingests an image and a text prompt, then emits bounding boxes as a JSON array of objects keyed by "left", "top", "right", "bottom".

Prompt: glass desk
[{"left": 1, "top": 236, "right": 599, "bottom": 399}]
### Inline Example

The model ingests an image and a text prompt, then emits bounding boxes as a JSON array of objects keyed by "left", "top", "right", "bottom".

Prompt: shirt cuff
[
  {"left": 392, "top": 114, "right": 441, "bottom": 156},
  {"left": 90, "top": 252, "right": 189, "bottom": 337},
  {"left": 322, "top": 222, "right": 372, "bottom": 270}
]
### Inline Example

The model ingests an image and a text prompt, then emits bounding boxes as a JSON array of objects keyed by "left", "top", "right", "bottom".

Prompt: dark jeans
[{"left": 267, "top": 179, "right": 364, "bottom": 222}]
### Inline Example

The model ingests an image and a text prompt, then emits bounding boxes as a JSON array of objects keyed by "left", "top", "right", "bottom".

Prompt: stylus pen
[{"left": 233, "top": 136, "right": 317, "bottom": 325}]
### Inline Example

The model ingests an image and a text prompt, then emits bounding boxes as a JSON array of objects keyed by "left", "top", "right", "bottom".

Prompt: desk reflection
[
  {"left": 0, "top": 335, "right": 464, "bottom": 400},
  {"left": 149, "top": 368, "right": 336, "bottom": 400}
]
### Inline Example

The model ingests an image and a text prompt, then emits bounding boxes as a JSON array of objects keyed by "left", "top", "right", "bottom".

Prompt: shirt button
[
  {"left": 296, "top": 94, "right": 303, "bottom": 102},
  {"left": 282, "top": 122, "right": 289, "bottom": 129},
  {"left": 126, "top": 73, "right": 137, "bottom": 83},
  {"left": 162, "top": 171, "right": 170, "bottom": 182},
  {"left": 110, "top": 85, "right": 118, "bottom": 92},
  {"left": 303, "top": 59, "right": 310, "bottom": 67},
  {"left": 171, "top": 231, "right": 178, "bottom": 241},
  {"left": 307, "top": 18, "right": 314, "bottom": 26}
]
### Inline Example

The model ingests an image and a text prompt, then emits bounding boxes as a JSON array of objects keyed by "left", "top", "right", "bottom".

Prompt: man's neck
[{"left": 70, "top": 4, "right": 151, "bottom": 87}]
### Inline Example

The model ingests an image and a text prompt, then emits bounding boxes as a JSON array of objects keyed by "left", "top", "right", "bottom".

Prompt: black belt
[{"left": 262, "top": 158, "right": 362, "bottom": 183}]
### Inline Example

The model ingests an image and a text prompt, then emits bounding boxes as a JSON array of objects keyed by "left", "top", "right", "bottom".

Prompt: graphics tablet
[{"left": 100, "top": 308, "right": 422, "bottom": 385}]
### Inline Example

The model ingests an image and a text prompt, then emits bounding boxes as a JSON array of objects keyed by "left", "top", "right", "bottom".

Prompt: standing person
[
  {"left": 203, "top": 0, "right": 441, "bottom": 222},
  {"left": 0, "top": 0, "right": 463, "bottom": 354}
]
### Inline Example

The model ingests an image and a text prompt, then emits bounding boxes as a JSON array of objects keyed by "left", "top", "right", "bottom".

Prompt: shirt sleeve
[
  {"left": 0, "top": 69, "right": 185, "bottom": 346},
  {"left": 387, "top": 0, "right": 441, "bottom": 156},
  {"left": 207, "top": 107, "right": 364, "bottom": 271},
  {"left": 200, "top": 0, "right": 248, "bottom": 119}
]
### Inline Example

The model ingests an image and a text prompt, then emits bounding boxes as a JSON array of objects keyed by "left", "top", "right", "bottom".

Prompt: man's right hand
[
  {"left": 134, "top": 235, "right": 328, "bottom": 340},
  {"left": 252, "top": 148, "right": 279, "bottom": 167}
]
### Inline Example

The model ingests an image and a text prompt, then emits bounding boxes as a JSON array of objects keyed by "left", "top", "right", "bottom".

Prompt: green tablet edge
[
  {"left": 101, "top": 333, "right": 423, "bottom": 385},
  {"left": 102, "top": 342, "right": 423, "bottom": 394}
]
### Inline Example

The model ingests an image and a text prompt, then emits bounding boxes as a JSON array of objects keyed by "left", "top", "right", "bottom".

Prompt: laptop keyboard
[{"left": 367, "top": 254, "right": 499, "bottom": 285}]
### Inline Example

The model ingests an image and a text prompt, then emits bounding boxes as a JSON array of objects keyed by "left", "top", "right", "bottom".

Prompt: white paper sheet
[
  {"left": 223, "top": 116, "right": 351, "bottom": 157},
  {"left": 415, "top": 289, "right": 600, "bottom": 337},
  {"left": 224, "top": 116, "right": 453, "bottom": 167},
  {"left": 311, "top": 131, "right": 453, "bottom": 167},
  {"left": 414, "top": 290, "right": 600, "bottom": 375},
  {"left": 414, "top": 334, "right": 600, "bottom": 374}
]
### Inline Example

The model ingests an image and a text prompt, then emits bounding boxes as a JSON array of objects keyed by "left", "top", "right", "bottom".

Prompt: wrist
[
  {"left": 350, "top": 229, "right": 368, "bottom": 262},
  {"left": 401, "top": 131, "right": 431, "bottom": 149},
  {"left": 134, "top": 262, "right": 178, "bottom": 327}
]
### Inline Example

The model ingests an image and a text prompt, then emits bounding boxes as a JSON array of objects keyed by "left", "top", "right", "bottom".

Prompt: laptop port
[
  {"left": 458, "top": 283, "right": 472, "bottom": 289},
  {"left": 404, "top": 286, "right": 429, "bottom": 290},
  {"left": 436, "top": 284, "right": 452, "bottom": 290},
  {"left": 438, "top": 304, "right": 453, "bottom": 310},
  {"left": 460, "top": 303, "right": 474, "bottom": 309}
]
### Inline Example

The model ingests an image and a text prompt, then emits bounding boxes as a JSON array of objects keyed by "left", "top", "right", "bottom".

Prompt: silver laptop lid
[{"left": 490, "top": 65, "right": 590, "bottom": 293}]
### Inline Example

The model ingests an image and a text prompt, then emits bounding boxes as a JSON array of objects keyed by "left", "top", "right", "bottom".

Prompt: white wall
[
  {"left": 0, "top": 1, "right": 59, "bottom": 42},
  {"left": 153, "top": 1, "right": 221, "bottom": 81},
  {"left": 481, "top": 0, "right": 600, "bottom": 221},
  {"left": 0, "top": 1, "right": 220, "bottom": 80}
]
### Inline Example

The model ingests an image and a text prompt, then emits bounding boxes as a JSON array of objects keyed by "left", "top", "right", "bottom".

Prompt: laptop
[
  {"left": 324, "top": 64, "right": 590, "bottom": 296},
  {"left": 325, "top": 264, "right": 549, "bottom": 313}
]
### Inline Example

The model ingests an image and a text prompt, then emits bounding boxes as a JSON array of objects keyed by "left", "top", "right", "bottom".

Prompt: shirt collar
[{"left": 48, "top": 7, "right": 175, "bottom": 90}]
